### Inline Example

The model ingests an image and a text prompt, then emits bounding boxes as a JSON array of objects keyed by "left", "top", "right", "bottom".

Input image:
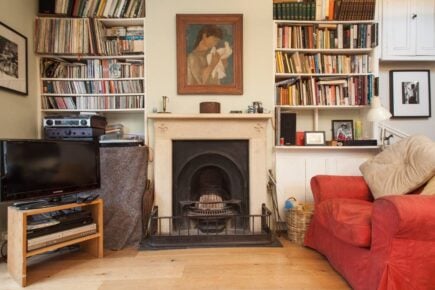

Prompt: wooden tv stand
[{"left": 7, "top": 199, "right": 104, "bottom": 287}]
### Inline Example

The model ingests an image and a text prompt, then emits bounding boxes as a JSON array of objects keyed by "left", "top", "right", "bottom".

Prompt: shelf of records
[
  {"left": 275, "top": 51, "right": 373, "bottom": 75},
  {"left": 34, "top": 17, "right": 144, "bottom": 55},
  {"left": 40, "top": 58, "right": 144, "bottom": 79},
  {"left": 39, "top": 0, "right": 146, "bottom": 18},
  {"left": 42, "top": 80, "right": 143, "bottom": 95},
  {"left": 41, "top": 95, "right": 145, "bottom": 111},
  {"left": 275, "top": 22, "right": 378, "bottom": 49},
  {"left": 275, "top": 75, "right": 374, "bottom": 106}
]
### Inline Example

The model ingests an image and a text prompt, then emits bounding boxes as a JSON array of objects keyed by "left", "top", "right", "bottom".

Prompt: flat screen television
[{"left": 0, "top": 139, "right": 100, "bottom": 202}]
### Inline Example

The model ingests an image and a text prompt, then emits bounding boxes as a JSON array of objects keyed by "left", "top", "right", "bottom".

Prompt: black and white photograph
[
  {"left": 332, "top": 120, "right": 354, "bottom": 141},
  {"left": 0, "top": 35, "right": 18, "bottom": 78},
  {"left": 0, "top": 22, "right": 27, "bottom": 95},
  {"left": 390, "top": 70, "right": 431, "bottom": 118},
  {"left": 402, "top": 81, "right": 419, "bottom": 104}
]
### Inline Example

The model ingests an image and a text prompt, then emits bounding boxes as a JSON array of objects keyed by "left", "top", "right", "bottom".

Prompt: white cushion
[{"left": 360, "top": 135, "right": 435, "bottom": 199}]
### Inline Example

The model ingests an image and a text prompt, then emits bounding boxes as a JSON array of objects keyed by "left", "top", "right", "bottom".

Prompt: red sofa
[{"left": 304, "top": 175, "right": 435, "bottom": 290}]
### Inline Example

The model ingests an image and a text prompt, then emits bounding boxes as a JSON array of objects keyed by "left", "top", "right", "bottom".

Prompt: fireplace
[
  {"left": 146, "top": 114, "right": 272, "bottom": 247},
  {"left": 173, "top": 140, "right": 248, "bottom": 232}
]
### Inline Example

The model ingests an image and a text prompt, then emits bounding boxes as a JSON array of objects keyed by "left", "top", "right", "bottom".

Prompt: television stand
[{"left": 7, "top": 199, "right": 103, "bottom": 287}]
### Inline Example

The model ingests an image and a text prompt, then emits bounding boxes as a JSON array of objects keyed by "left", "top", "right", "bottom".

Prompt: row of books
[
  {"left": 275, "top": 75, "right": 374, "bottom": 106},
  {"left": 277, "top": 23, "right": 378, "bottom": 49},
  {"left": 40, "top": 58, "right": 144, "bottom": 78},
  {"left": 273, "top": 0, "right": 376, "bottom": 21},
  {"left": 276, "top": 51, "right": 373, "bottom": 74},
  {"left": 42, "top": 80, "right": 143, "bottom": 94},
  {"left": 40, "top": 0, "right": 145, "bottom": 18},
  {"left": 42, "top": 95, "right": 145, "bottom": 110},
  {"left": 273, "top": 1, "right": 316, "bottom": 21},
  {"left": 34, "top": 17, "right": 144, "bottom": 55}
]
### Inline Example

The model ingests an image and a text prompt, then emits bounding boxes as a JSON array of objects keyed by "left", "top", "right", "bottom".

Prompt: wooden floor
[{"left": 0, "top": 238, "right": 350, "bottom": 290}]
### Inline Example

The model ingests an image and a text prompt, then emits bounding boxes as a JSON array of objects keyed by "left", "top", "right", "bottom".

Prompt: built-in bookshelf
[
  {"left": 273, "top": 16, "right": 379, "bottom": 146},
  {"left": 35, "top": 1, "right": 146, "bottom": 140}
]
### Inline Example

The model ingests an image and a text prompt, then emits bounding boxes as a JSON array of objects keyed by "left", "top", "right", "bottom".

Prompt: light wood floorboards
[{"left": 0, "top": 238, "right": 350, "bottom": 290}]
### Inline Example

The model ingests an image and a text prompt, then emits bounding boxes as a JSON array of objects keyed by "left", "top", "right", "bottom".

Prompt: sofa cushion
[
  {"left": 360, "top": 135, "right": 435, "bottom": 199},
  {"left": 317, "top": 199, "right": 372, "bottom": 247},
  {"left": 422, "top": 176, "right": 435, "bottom": 195}
]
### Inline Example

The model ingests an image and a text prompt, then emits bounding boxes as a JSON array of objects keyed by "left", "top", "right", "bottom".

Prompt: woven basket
[{"left": 286, "top": 204, "right": 314, "bottom": 245}]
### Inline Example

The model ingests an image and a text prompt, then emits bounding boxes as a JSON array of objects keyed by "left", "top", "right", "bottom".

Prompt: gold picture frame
[{"left": 176, "top": 14, "right": 243, "bottom": 95}]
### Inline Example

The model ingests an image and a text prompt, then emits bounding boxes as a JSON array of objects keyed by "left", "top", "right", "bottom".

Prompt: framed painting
[
  {"left": 176, "top": 14, "right": 243, "bottom": 95},
  {"left": 332, "top": 120, "right": 354, "bottom": 141},
  {"left": 0, "top": 22, "right": 28, "bottom": 95},
  {"left": 389, "top": 70, "right": 431, "bottom": 118}
]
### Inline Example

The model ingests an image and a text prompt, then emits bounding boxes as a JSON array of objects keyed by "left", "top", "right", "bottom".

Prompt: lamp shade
[{"left": 367, "top": 96, "right": 392, "bottom": 122}]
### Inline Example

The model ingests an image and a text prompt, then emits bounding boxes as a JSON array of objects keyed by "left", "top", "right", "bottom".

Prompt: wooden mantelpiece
[{"left": 148, "top": 113, "right": 272, "bottom": 120}]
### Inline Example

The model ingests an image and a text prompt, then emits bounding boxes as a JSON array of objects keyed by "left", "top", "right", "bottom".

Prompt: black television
[{"left": 0, "top": 139, "right": 100, "bottom": 202}]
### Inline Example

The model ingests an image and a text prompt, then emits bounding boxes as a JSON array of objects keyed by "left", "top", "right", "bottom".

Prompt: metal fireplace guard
[{"left": 144, "top": 204, "right": 273, "bottom": 248}]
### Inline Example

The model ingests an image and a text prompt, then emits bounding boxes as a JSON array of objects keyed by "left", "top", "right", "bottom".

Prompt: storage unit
[
  {"left": 7, "top": 199, "right": 103, "bottom": 287},
  {"left": 382, "top": 0, "right": 435, "bottom": 60},
  {"left": 34, "top": 13, "right": 147, "bottom": 141}
]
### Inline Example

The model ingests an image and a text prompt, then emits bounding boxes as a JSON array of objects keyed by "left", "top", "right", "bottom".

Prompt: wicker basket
[{"left": 286, "top": 204, "right": 314, "bottom": 245}]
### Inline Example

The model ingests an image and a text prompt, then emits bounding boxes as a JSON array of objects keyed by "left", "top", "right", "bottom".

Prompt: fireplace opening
[{"left": 173, "top": 140, "right": 249, "bottom": 232}]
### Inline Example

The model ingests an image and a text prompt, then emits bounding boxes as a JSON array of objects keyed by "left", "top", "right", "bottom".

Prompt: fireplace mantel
[
  {"left": 150, "top": 113, "right": 271, "bottom": 226},
  {"left": 148, "top": 113, "right": 272, "bottom": 120}
]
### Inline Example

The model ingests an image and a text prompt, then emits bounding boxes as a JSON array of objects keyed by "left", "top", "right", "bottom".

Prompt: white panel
[
  {"left": 383, "top": 0, "right": 415, "bottom": 56},
  {"left": 416, "top": 0, "right": 435, "bottom": 55},
  {"left": 334, "top": 157, "right": 366, "bottom": 175}
]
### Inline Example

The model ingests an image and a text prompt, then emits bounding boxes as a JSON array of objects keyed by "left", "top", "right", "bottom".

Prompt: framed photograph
[
  {"left": 389, "top": 70, "right": 431, "bottom": 118},
  {"left": 176, "top": 14, "right": 243, "bottom": 95},
  {"left": 332, "top": 120, "right": 354, "bottom": 141},
  {"left": 304, "top": 131, "right": 326, "bottom": 146},
  {"left": 0, "top": 22, "right": 28, "bottom": 95}
]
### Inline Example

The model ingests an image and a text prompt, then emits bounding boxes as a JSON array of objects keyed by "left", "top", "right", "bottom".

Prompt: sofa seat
[{"left": 317, "top": 198, "right": 372, "bottom": 248}]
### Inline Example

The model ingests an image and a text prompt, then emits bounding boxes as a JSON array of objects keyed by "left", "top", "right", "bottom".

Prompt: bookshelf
[
  {"left": 34, "top": 2, "right": 146, "bottom": 141},
  {"left": 273, "top": 17, "right": 379, "bottom": 144},
  {"left": 272, "top": 0, "right": 381, "bottom": 208}
]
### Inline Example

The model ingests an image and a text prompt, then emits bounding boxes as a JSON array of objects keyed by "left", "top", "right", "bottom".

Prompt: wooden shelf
[
  {"left": 274, "top": 20, "right": 377, "bottom": 24},
  {"left": 276, "top": 105, "right": 369, "bottom": 110},
  {"left": 41, "top": 93, "right": 144, "bottom": 96},
  {"left": 275, "top": 48, "right": 374, "bottom": 54},
  {"left": 275, "top": 73, "right": 374, "bottom": 77},
  {"left": 275, "top": 145, "right": 380, "bottom": 150},
  {"left": 41, "top": 109, "right": 145, "bottom": 113},
  {"left": 7, "top": 199, "right": 104, "bottom": 287},
  {"left": 41, "top": 77, "right": 145, "bottom": 81},
  {"left": 37, "top": 54, "right": 145, "bottom": 59}
]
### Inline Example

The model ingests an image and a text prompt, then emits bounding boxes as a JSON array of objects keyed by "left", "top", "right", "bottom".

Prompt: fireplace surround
[{"left": 149, "top": 113, "right": 271, "bottom": 238}]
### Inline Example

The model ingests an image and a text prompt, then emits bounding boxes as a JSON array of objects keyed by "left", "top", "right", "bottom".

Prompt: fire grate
[{"left": 143, "top": 204, "right": 273, "bottom": 249}]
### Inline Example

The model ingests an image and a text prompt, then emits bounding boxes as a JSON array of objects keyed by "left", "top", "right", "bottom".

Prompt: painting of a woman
[{"left": 176, "top": 14, "right": 243, "bottom": 95}]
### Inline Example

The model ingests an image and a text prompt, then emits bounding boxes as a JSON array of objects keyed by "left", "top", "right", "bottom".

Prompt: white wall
[
  {"left": 0, "top": 0, "right": 38, "bottom": 139},
  {"left": 146, "top": 0, "right": 274, "bottom": 115},
  {"left": 379, "top": 62, "right": 435, "bottom": 140}
]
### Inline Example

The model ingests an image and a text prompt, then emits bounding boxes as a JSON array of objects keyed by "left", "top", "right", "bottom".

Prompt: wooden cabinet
[
  {"left": 382, "top": 0, "right": 435, "bottom": 60},
  {"left": 7, "top": 199, "right": 104, "bottom": 287}
]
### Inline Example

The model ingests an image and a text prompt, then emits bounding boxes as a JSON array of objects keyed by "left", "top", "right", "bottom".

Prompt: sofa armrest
[
  {"left": 310, "top": 175, "right": 373, "bottom": 205},
  {"left": 372, "top": 195, "right": 435, "bottom": 241}
]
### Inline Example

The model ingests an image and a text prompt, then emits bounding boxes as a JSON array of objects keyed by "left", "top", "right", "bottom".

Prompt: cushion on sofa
[
  {"left": 421, "top": 176, "right": 435, "bottom": 195},
  {"left": 316, "top": 199, "right": 372, "bottom": 247},
  {"left": 360, "top": 135, "right": 435, "bottom": 199}
]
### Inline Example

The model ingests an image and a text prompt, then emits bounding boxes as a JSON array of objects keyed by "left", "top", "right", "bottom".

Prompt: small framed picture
[
  {"left": 332, "top": 120, "right": 354, "bottom": 141},
  {"left": 390, "top": 70, "right": 431, "bottom": 118},
  {"left": 304, "top": 131, "right": 326, "bottom": 146}
]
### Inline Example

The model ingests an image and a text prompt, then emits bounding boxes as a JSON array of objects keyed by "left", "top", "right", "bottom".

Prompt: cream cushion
[
  {"left": 360, "top": 135, "right": 435, "bottom": 199},
  {"left": 421, "top": 176, "right": 435, "bottom": 195}
]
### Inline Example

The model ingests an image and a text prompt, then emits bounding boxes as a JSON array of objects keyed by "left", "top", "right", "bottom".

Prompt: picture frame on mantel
[
  {"left": 176, "top": 14, "right": 243, "bottom": 95},
  {"left": 0, "top": 22, "right": 28, "bottom": 95},
  {"left": 389, "top": 70, "right": 431, "bottom": 118}
]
